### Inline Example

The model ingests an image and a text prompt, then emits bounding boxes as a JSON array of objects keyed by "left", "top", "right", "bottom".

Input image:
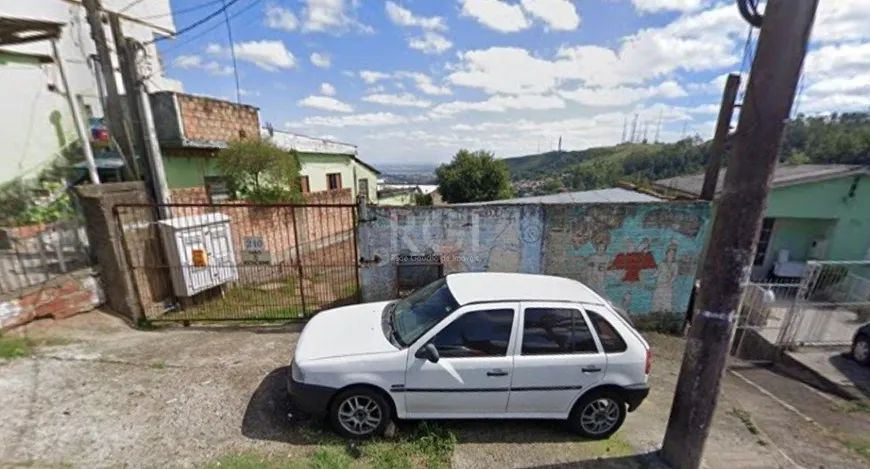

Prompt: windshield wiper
[{"left": 387, "top": 303, "right": 405, "bottom": 347}]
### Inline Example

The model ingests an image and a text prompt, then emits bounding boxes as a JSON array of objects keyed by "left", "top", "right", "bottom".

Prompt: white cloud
[
  {"left": 320, "top": 82, "right": 337, "bottom": 96},
  {"left": 360, "top": 70, "right": 391, "bottom": 84},
  {"left": 298, "top": 95, "right": 354, "bottom": 113},
  {"left": 430, "top": 94, "right": 566, "bottom": 118},
  {"left": 396, "top": 72, "right": 452, "bottom": 96},
  {"left": 264, "top": 3, "right": 298, "bottom": 31},
  {"left": 631, "top": 0, "right": 707, "bottom": 13},
  {"left": 208, "top": 40, "right": 296, "bottom": 71},
  {"left": 408, "top": 32, "right": 454, "bottom": 55},
  {"left": 173, "top": 55, "right": 233, "bottom": 76},
  {"left": 385, "top": 1, "right": 447, "bottom": 31},
  {"left": 519, "top": 0, "right": 580, "bottom": 31},
  {"left": 804, "top": 42, "right": 870, "bottom": 78},
  {"left": 239, "top": 89, "right": 260, "bottom": 97},
  {"left": 813, "top": 0, "right": 870, "bottom": 43},
  {"left": 300, "top": 0, "right": 372, "bottom": 34},
  {"left": 299, "top": 112, "right": 408, "bottom": 127},
  {"left": 173, "top": 55, "right": 202, "bottom": 68},
  {"left": 363, "top": 93, "right": 432, "bottom": 108},
  {"left": 559, "top": 81, "right": 688, "bottom": 106},
  {"left": 447, "top": 4, "right": 745, "bottom": 94},
  {"left": 459, "top": 0, "right": 531, "bottom": 33},
  {"left": 310, "top": 52, "right": 332, "bottom": 68}
]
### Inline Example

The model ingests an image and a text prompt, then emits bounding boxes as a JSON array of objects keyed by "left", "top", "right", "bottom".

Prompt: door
[
  {"left": 205, "top": 222, "right": 237, "bottom": 283},
  {"left": 403, "top": 303, "right": 518, "bottom": 417},
  {"left": 507, "top": 302, "right": 606, "bottom": 416}
]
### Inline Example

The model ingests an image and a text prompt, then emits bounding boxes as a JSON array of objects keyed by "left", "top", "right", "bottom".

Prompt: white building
[{"left": 0, "top": 0, "right": 180, "bottom": 184}]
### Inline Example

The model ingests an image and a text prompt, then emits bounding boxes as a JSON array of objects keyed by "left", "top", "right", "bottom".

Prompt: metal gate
[
  {"left": 778, "top": 260, "right": 870, "bottom": 348},
  {"left": 113, "top": 202, "right": 360, "bottom": 322},
  {"left": 729, "top": 279, "right": 801, "bottom": 366}
]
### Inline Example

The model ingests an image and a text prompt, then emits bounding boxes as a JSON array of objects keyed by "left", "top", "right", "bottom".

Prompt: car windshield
[{"left": 391, "top": 278, "right": 459, "bottom": 346}]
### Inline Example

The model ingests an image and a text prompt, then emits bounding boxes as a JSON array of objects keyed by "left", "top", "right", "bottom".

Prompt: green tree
[
  {"left": 435, "top": 149, "right": 514, "bottom": 203},
  {"left": 216, "top": 139, "right": 303, "bottom": 203},
  {"left": 413, "top": 192, "right": 433, "bottom": 206}
]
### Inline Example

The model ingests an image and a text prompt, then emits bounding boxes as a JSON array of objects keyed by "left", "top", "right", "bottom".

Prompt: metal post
[
  {"left": 52, "top": 39, "right": 100, "bottom": 185},
  {"left": 661, "top": 1, "right": 820, "bottom": 468},
  {"left": 290, "top": 205, "right": 307, "bottom": 315},
  {"left": 700, "top": 73, "right": 741, "bottom": 201}
]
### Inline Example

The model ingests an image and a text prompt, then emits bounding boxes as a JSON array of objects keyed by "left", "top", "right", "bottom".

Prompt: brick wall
[
  {"left": 0, "top": 269, "right": 104, "bottom": 330},
  {"left": 177, "top": 94, "right": 259, "bottom": 144}
]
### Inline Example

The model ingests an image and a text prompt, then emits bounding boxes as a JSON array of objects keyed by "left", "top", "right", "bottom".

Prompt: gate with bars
[{"left": 113, "top": 202, "right": 360, "bottom": 323}]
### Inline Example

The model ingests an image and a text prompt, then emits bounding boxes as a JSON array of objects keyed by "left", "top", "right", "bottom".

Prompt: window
[
  {"left": 587, "top": 311, "right": 627, "bottom": 353},
  {"left": 754, "top": 218, "right": 775, "bottom": 266},
  {"left": 521, "top": 308, "right": 598, "bottom": 355},
  {"left": 393, "top": 279, "right": 459, "bottom": 346},
  {"left": 204, "top": 176, "right": 231, "bottom": 203},
  {"left": 299, "top": 176, "right": 310, "bottom": 194},
  {"left": 431, "top": 309, "right": 514, "bottom": 358},
  {"left": 358, "top": 178, "right": 369, "bottom": 200},
  {"left": 327, "top": 173, "right": 342, "bottom": 190}
]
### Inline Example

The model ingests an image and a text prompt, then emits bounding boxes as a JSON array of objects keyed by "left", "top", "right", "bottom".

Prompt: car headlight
[{"left": 291, "top": 360, "right": 305, "bottom": 383}]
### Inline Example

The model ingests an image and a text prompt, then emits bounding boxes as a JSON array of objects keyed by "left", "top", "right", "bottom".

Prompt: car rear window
[
  {"left": 521, "top": 308, "right": 598, "bottom": 355},
  {"left": 587, "top": 310, "right": 628, "bottom": 353}
]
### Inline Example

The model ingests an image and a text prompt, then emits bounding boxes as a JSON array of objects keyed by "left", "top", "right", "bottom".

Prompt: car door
[
  {"left": 403, "top": 302, "right": 518, "bottom": 418},
  {"left": 507, "top": 302, "right": 607, "bottom": 416}
]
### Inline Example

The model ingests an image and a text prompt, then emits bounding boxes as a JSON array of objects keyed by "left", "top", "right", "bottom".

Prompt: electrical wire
[
  {"left": 143, "top": 0, "right": 241, "bottom": 45},
  {"left": 118, "top": 0, "right": 149, "bottom": 14},
  {"left": 138, "top": 0, "right": 225, "bottom": 20},
  {"left": 160, "top": 0, "right": 264, "bottom": 54},
  {"left": 737, "top": 0, "right": 763, "bottom": 28}
]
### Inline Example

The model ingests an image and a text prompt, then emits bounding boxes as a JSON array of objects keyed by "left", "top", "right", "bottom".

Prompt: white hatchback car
[{"left": 288, "top": 272, "right": 651, "bottom": 439}]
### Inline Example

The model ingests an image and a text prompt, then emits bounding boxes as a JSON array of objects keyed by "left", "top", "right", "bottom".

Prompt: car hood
[{"left": 294, "top": 301, "right": 397, "bottom": 362}]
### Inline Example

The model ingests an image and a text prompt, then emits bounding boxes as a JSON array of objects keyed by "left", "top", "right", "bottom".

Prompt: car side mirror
[{"left": 415, "top": 343, "right": 440, "bottom": 363}]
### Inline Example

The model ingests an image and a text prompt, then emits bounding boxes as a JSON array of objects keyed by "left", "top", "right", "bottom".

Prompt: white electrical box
[{"left": 158, "top": 213, "right": 238, "bottom": 297}]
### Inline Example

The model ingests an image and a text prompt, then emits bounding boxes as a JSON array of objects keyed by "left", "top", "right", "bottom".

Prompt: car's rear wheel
[
  {"left": 329, "top": 387, "right": 392, "bottom": 439},
  {"left": 852, "top": 334, "right": 870, "bottom": 366},
  {"left": 568, "top": 390, "right": 626, "bottom": 439}
]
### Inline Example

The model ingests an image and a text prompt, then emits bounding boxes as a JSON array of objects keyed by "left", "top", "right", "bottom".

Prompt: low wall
[
  {"left": 0, "top": 268, "right": 104, "bottom": 330},
  {"left": 358, "top": 201, "right": 711, "bottom": 327}
]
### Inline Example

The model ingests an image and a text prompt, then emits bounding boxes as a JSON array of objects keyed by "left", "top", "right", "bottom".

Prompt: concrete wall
[
  {"left": 0, "top": 268, "right": 104, "bottom": 330},
  {"left": 0, "top": 0, "right": 180, "bottom": 184},
  {"left": 358, "top": 201, "right": 711, "bottom": 326}
]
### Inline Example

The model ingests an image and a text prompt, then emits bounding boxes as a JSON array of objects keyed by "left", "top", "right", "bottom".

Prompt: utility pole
[
  {"left": 630, "top": 114, "right": 639, "bottom": 143},
  {"left": 654, "top": 110, "right": 663, "bottom": 143},
  {"left": 108, "top": 13, "right": 143, "bottom": 180},
  {"left": 660, "top": 2, "right": 820, "bottom": 469},
  {"left": 699, "top": 73, "right": 741, "bottom": 201},
  {"left": 621, "top": 116, "right": 628, "bottom": 143},
  {"left": 82, "top": 0, "right": 137, "bottom": 174}
]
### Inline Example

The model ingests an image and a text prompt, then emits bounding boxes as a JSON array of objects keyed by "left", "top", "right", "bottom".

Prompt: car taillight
[{"left": 645, "top": 349, "right": 652, "bottom": 375}]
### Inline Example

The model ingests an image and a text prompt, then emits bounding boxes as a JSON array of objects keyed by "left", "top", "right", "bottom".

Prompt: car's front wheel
[
  {"left": 568, "top": 390, "right": 626, "bottom": 439},
  {"left": 852, "top": 334, "right": 870, "bottom": 366},
  {"left": 329, "top": 386, "right": 392, "bottom": 439}
]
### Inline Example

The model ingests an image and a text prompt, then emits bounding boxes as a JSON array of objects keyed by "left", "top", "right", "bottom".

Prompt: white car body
[{"left": 289, "top": 272, "right": 651, "bottom": 424}]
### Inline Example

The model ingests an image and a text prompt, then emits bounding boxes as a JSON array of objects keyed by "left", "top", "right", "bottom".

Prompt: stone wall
[
  {"left": 358, "top": 201, "right": 711, "bottom": 328},
  {"left": 0, "top": 269, "right": 103, "bottom": 330}
]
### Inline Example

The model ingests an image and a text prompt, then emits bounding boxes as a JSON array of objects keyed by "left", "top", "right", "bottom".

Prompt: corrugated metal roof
[
  {"left": 466, "top": 188, "right": 661, "bottom": 205},
  {"left": 654, "top": 164, "right": 868, "bottom": 198}
]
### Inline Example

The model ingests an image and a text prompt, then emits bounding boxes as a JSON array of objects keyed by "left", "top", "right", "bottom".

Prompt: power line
[
  {"left": 222, "top": 0, "right": 242, "bottom": 104},
  {"left": 144, "top": 0, "right": 242, "bottom": 45},
  {"left": 138, "top": 0, "right": 225, "bottom": 20},
  {"left": 118, "top": 0, "right": 148, "bottom": 13},
  {"left": 160, "top": 0, "right": 264, "bottom": 53}
]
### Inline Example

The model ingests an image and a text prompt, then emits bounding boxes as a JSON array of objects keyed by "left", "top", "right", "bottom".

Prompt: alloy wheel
[
  {"left": 337, "top": 395, "right": 382, "bottom": 436},
  {"left": 579, "top": 398, "right": 620, "bottom": 436}
]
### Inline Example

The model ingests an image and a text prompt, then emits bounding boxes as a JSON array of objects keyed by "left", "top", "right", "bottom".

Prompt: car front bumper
[
  {"left": 624, "top": 384, "right": 650, "bottom": 412},
  {"left": 287, "top": 374, "right": 337, "bottom": 418}
]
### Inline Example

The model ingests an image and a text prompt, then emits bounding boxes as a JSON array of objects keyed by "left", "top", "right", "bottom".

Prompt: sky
[{"left": 157, "top": 0, "right": 870, "bottom": 166}]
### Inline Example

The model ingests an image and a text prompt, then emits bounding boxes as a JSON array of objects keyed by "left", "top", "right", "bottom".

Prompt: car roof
[{"left": 445, "top": 272, "right": 606, "bottom": 306}]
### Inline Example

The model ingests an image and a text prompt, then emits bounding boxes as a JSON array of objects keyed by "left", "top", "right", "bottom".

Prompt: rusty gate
[{"left": 113, "top": 201, "right": 360, "bottom": 322}]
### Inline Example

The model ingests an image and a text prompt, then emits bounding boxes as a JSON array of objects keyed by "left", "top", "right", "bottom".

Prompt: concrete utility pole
[
  {"left": 107, "top": 13, "right": 143, "bottom": 180},
  {"left": 82, "top": 0, "right": 137, "bottom": 171},
  {"left": 699, "top": 73, "right": 741, "bottom": 201},
  {"left": 660, "top": 2, "right": 820, "bottom": 469}
]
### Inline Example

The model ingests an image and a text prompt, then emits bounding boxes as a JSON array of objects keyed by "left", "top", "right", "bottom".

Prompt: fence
[
  {"left": 730, "top": 278, "right": 801, "bottom": 365},
  {"left": 113, "top": 201, "right": 359, "bottom": 322},
  {"left": 0, "top": 219, "right": 91, "bottom": 295},
  {"left": 778, "top": 260, "right": 870, "bottom": 348}
]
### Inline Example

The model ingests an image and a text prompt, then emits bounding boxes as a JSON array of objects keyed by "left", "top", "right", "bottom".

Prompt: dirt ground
[{"left": 1, "top": 311, "right": 867, "bottom": 469}]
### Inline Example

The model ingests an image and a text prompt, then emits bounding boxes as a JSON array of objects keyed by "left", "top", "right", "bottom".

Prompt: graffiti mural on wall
[{"left": 543, "top": 203, "right": 710, "bottom": 316}]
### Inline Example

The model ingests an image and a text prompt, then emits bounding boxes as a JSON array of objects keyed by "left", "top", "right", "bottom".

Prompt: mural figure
[
  {"left": 608, "top": 237, "right": 656, "bottom": 282},
  {"left": 652, "top": 239, "right": 680, "bottom": 312},
  {"left": 621, "top": 290, "right": 633, "bottom": 314},
  {"left": 583, "top": 232, "right": 611, "bottom": 294}
]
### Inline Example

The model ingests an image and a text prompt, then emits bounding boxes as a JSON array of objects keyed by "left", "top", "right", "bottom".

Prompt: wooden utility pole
[
  {"left": 699, "top": 73, "right": 741, "bottom": 200},
  {"left": 82, "top": 0, "right": 136, "bottom": 171},
  {"left": 660, "top": 1, "right": 820, "bottom": 469}
]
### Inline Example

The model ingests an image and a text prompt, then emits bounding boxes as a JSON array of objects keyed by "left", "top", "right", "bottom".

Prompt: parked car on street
[
  {"left": 288, "top": 272, "right": 652, "bottom": 439},
  {"left": 851, "top": 322, "right": 870, "bottom": 366}
]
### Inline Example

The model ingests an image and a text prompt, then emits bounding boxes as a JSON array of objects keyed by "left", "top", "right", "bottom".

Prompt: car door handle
[
  {"left": 582, "top": 366, "right": 602, "bottom": 373},
  {"left": 487, "top": 369, "right": 509, "bottom": 377}
]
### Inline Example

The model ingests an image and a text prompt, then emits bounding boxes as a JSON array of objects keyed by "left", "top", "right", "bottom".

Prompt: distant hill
[{"left": 502, "top": 111, "right": 870, "bottom": 197}]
